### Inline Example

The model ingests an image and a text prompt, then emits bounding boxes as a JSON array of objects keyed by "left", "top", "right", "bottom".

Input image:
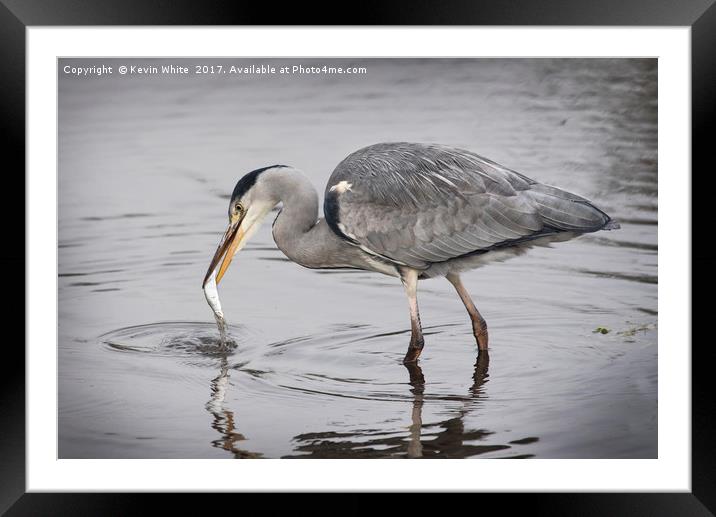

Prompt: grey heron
[{"left": 203, "top": 142, "right": 619, "bottom": 364}]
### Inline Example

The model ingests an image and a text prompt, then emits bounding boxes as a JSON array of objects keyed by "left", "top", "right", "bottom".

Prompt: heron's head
[{"left": 203, "top": 165, "right": 287, "bottom": 287}]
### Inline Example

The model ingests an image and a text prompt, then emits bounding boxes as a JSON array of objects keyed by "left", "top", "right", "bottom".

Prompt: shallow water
[{"left": 58, "top": 58, "right": 657, "bottom": 459}]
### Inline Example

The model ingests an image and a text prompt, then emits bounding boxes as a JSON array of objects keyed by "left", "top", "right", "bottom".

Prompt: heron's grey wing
[{"left": 324, "top": 143, "right": 613, "bottom": 269}]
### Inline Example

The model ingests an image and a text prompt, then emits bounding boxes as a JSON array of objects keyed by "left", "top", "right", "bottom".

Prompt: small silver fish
[{"left": 203, "top": 271, "right": 228, "bottom": 345}]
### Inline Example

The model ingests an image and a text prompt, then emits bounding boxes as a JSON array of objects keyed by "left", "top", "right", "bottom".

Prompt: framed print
[{"left": 2, "top": 0, "right": 709, "bottom": 514}]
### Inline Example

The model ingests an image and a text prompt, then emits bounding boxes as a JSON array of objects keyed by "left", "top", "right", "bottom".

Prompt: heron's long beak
[{"left": 203, "top": 217, "right": 246, "bottom": 287}]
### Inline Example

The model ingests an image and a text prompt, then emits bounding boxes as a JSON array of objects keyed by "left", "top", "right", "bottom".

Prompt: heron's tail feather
[{"left": 528, "top": 184, "right": 618, "bottom": 233}]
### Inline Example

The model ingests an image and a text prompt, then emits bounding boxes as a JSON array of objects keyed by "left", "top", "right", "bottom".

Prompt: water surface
[{"left": 59, "top": 58, "right": 657, "bottom": 458}]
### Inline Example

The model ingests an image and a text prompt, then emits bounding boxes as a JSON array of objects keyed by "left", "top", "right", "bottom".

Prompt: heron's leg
[
  {"left": 446, "top": 273, "right": 488, "bottom": 350},
  {"left": 400, "top": 268, "right": 424, "bottom": 364}
]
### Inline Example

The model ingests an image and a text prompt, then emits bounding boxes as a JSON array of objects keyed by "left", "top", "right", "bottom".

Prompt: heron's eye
[{"left": 235, "top": 203, "right": 243, "bottom": 214}]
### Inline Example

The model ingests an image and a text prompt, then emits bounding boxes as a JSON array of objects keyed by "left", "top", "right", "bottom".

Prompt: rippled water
[{"left": 59, "top": 58, "right": 657, "bottom": 459}]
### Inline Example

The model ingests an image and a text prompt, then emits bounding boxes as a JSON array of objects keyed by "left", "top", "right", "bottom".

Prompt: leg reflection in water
[
  {"left": 206, "top": 354, "right": 263, "bottom": 458},
  {"left": 405, "top": 359, "right": 425, "bottom": 458},
  {"left": 402, "top": 351, "right": 503, "bottom": 458},
  {"left": 284, "top": 350, "right": 519, "bottom": 458}
]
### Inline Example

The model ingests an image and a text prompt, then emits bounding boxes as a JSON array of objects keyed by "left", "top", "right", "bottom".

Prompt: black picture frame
[{"left": 1, "top": 1, "right": 709, "bottom": 514}]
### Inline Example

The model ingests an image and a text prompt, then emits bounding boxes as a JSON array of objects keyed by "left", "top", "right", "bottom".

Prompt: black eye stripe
[{"left": 231, "top": 164, "right": 287, "bottom": 201}]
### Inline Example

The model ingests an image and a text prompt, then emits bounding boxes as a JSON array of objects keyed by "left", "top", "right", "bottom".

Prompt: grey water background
[{"left": 59, "top": 58, "right": 657, "bottom": 459}]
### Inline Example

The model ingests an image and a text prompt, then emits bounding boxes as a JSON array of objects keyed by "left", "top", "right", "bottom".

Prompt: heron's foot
[
  {"left": 403, "top": 337, "right": 424, "bottom": 364},
  {"left": 472, "top": 319, "right": 488, "bottom": 351}
]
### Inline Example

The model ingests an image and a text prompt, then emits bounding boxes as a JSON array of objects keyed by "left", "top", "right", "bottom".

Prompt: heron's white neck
[{"left": 267, "top": 168, "right": 354, "bottom": 269}]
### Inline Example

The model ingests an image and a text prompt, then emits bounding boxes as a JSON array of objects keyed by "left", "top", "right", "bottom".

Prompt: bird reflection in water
[
  {"left": 284, "top": 351, "right": 532, "bottom": 458},
  {"left": 206, "top": 353, "right": 263, "bottom": 458}
]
